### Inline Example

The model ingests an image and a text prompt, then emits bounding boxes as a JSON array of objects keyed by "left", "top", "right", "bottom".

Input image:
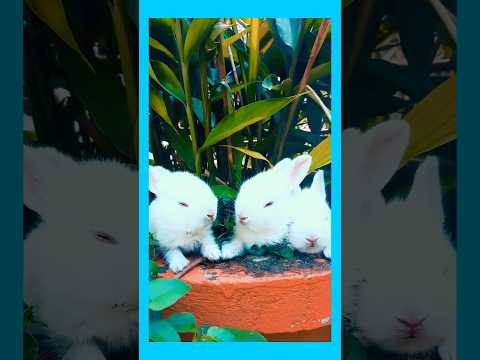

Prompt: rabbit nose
[
  {"left": 238, "top": 215, "right": 248, "bottom": 225},
  {"left": 206, "top": 211, "right": 216, "bottom": 221},
  {"left": 306, "top": 237, "right": 318, "bottom": 246},
  {"left": 395, "top": 316, "right": 427, "bottom": 330}
]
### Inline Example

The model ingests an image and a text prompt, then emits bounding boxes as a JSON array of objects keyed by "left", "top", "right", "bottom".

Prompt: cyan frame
[{"left": 139, "top": 2, "right": 341, "bottom": 358}]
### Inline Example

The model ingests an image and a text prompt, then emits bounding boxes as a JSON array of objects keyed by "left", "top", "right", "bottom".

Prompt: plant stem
[
  {"left": 174, "top": 19, "right": 201, "bottom": 175},
  {"left": 274, "top": 19, "right": 331, "bottom": 162},
  {"left": 216, "top": 34, "right": 234, "bottom": 185},
  {"left": 199, "top": 53, "right": 216, "bottom": 182},
  {"left": 110, "top": 0, "right": 138, "bottom": 164}
]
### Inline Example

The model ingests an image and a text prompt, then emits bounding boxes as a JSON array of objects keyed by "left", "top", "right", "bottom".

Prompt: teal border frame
[{"left": 139, "top": 2, "right": 341, "bottom": 358}]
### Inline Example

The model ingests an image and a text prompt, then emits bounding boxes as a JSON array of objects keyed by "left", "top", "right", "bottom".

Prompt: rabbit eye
[
  {"left": 178, "top": 201, "right": 189, "bottom": 208},
  {"left": 264, "top": 201, "right": 274, "bottom": 208},
  {"left": 94, "top": 231, "right": 118, "bottom": 245}
]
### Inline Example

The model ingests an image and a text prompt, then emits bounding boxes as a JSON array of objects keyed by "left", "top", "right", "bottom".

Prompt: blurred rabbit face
[
  {"left": 24, "top": 147, "right": 138, "bottom": 343},
  {"left": 348, "top": 156, "right": 456, "bottom": 357},
  {"left": 149, "top": 167, "right": 218, "bottom": 249}
]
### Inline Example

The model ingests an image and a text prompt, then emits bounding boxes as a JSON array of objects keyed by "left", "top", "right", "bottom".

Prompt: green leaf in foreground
[
  {"left": 24, "top": 333, "right": 39, "bottom": 360},
  {"left": 167, "top": 312, "right": 197, "bottom": 333},
  {"left": 150, "top": 319, "right": 181, "bottom": 342},
  {"left": 200, "top": 96, "right": 297, "bottom": 151},
  {"left": 149, "top": 279, "right": 191, "bottom": 311},
  {"left": 206, "top": 326, "right": 267, "bottom": 342}
]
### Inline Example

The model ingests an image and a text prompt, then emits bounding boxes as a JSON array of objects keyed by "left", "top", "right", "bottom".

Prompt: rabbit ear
[
  {"left": 407, "top": 156, "right": 444, "bottom": 225},
  {"left": 24, "top": 146, "right": 75, "bottom": 215},
  {"left": 312, "top": 170, "right": 327, "bottom": 200},
  {"left": 149, "top": 165, "right": 169, "bottom": 194},
  {"left": 360, "top": 120, "right": 410, "bottom": 192},
  {"left": 288, "top": 154, "right": 312, "bottom": 188}
]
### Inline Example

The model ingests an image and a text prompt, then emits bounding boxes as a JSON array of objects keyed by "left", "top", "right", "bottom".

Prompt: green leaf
[
  {"left": 402, "top": 75, "right": 456, "bottom": 164},
  {"left": 150, "top": 319, "right": 181, "bottom": 342},
  {"left": 221, "top": 145, "right": 272, "bottom": 167},
  {"left": 269, "top": 244, "right": 295, "bottom": 259},
  {"left": 184, "top": 18, "right": 218, "bottom": 64},
  {"left": 25, "top": 0, "right": 94, "bottom": 71},
  {"left": 24, "top": 333, "right": 39, "bottom": 360},
  {"left": 57, "top": 46, "right": 133, "bottom": 159},
  {"left": 167, "top": 312, "right": 197, "bottom": 333},
  {"left": 150, "top": 86, "right": 174, "bottom": 128},
  {"left": 149, "top": 279, "right": 191, "bottom": 311},
  {"left": 206, "top": 327, "right": 267, "bottom": 342},
  {"left": 200, "top": 96, "right": 297, "bottom": 151},
  {"left": 308, "top": 62, "right": 331, "bottom": 84},
  {"left": 149, "top": 260, "right": 160, "bottom": 274},
  {"left": 211, "top": 185, "right": 238, "bottom": 200},
  {"left": 270, "top": 18, "right": 302, "bottom": 49},
  {"left": 149, "top": 37, "right": 177, "bottom": 62},
  {"left": 309, "top": 136, "right": 331, "bottom": 172},
  {"left": 150, "top": 60, "right": 185, "bottom": 103},
  {"left": 343, "top": 334, "right": 368, "bottom": 360},
  {"left": 161, "top": 124, "right": 195, "bottom": 171}
]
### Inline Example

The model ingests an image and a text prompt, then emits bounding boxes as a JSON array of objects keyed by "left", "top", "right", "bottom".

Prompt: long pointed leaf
[
  {"left": 149, "top": 86, "right": 173, "bottom": 128},
  {"left": 200, "top": 96, "right": 297, "bottom": 151},
  {"left": 221, "top": 145, "right": 272, "bottom": 167},
  {"left": 150, "top": 60, "right": 185, "bottom": 103},
  {"left": 309, "top": 136, "right": 331, "bottom": 172},
  {"left": 183, "top": 19, "right": 218, "bottom": 64},
  {"left": 149, "top": 37, "right": 177, "bottom": 62},
  {"left": 26, "top": 0, "right": 94, "bottom": 71},
  {"left": 402, "top": 74, "right": 456, "bottom": 163}
]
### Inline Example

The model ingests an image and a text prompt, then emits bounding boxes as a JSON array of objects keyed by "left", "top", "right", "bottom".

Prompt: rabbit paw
[
  {"left": 201, "top": 241, "right": 221, "bottom": 261},
  {"left": 165, "top": 249, "right": 189, "bottom": 273},
  {"left": 221, "top": 240, "right": 243, "bottom": 259}
]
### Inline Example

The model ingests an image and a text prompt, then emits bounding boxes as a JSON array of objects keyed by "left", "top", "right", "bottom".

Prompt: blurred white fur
[
  {"left": 24, "top": 146, "right": 138, "bottom": 360},
  {"left": 342, "top": 120, "right": 456, "bottom": 359}
]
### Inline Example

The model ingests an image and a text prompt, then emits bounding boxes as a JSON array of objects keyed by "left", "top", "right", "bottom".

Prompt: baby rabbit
[
  {"left": 24, "top": 146, "right": 138, "bottom": 360},
  {"left": 221, "top": 154, "right": 312, "bottom": 259},
  {"left": 288, "top": 170, "right": 331, "bottom": 258},
  {"left": 342, "top": 120, "right": 456, "bottom": 360},
  {"left": 149, "top": 166, "right": 221, "bottom": 272}
]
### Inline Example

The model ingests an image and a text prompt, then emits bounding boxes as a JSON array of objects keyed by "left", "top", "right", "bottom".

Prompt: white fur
[
  {"left": 24, "top": 146, "right": 138, "bottom": 360},
  {"left": 288, "top": 170, "right": 331, "bottom": 257},
  {"left": 149, "top": 166, "right": 220, "bottom": 272},
  {"left": 222, "top": 155, "right": 312, "bottom": 259},
  {"left": 342, "top": 121, "right": 456, "bottom": 359}
]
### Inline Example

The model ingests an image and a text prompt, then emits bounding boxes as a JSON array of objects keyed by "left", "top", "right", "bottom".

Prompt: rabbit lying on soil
[
  {"left": 149, "top": 166, "right": 221, "bottom": 272},
  {"left": 221, "top": 155, "right": 312, "bottom": 259}
]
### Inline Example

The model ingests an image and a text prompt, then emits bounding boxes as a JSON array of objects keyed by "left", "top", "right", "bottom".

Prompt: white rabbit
[
  {"left": 288, "top": 170, "right": 331, "bottom": 257},
  {"left": 149, "top": 165, "right": 221, "bottom": 272},
  {"left": 221, "top": 154, "right": 312, "bottom": 259},
  {"left": 342, "top": 120, "right": 456, "bottom": 359},
  {"left": 24, "top": 146, "right": 138, "bottom": 360}
]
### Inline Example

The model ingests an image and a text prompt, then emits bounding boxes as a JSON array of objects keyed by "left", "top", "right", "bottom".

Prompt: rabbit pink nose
[
  {"left": 206, "top": 212, "right": 216, "bottom": 221},
  {"left": 395, "top": 316, "right": 427, "bottom": 330},
  {"left": 306, "top": 237, "right": 318, "bottom": 246},
  {"left": 238, "top": 215, "right": 248, "bottom": 225}
]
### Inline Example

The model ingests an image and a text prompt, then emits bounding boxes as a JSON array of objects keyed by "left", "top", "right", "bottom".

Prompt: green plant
[{"left": 149, "top": 18, "right": 333, "bottom": 188}]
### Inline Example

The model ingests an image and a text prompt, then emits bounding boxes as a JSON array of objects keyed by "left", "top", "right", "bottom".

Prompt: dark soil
[{"left": 202, "top": 252, "right": 330, "bottom": 278}]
